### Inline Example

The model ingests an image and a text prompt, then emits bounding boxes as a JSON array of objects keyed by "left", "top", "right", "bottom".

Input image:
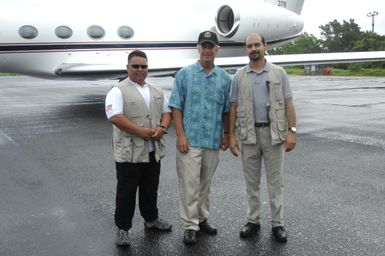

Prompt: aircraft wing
[
  {"left": 266, "top": 51, "right": 385, "bottom": 66},
  {"left": 55, "top": 51, "right": 385, "bottom": 79},
  {"left": 215, "top": 51, "right": 385, "bottom": 68}
]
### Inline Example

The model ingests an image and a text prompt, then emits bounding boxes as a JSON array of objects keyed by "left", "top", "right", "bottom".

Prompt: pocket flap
[
  {"left": 277, "top": 121, "right": 287, "bottom": 131},
  {"left": 132, "top": 136, "right": 145, "bottom": 146},
  {"left": 123, "top": 137, "right": 132, "bottom": 147},
  {"left": 236, "top": 106, "right": 246, "bottom": 117}
]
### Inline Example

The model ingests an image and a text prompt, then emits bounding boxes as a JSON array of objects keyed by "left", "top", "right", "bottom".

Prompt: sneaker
[
  {"left": 116, "top": 229, "right": 130, "bottom": 246},
  {"left": 144, "top": 218, "right": 172, "bottom": 231}
]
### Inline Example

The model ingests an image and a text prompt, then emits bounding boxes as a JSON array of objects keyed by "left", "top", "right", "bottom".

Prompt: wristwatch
[
  {"left": 159, "top": 125, "right": 168, "bottom": 134},
  {"left": 288, "top": 127, "right": 297, "bottom": 133}
]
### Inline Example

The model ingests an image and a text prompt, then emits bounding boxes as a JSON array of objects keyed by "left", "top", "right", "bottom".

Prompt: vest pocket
[
  {"left": 272, "top": 82, "right": 285, "bottom": 101},
  {"left": 121, "top": 137, "right": 133, "bottom": 161},
  {"left": 236, "top": 106, "right": 247, "bottom": 140},
  {"left": 125, "top": 101, "right": 145, "bottom": 118},
  {"left": 132, "top": 137, "right": 147, "bottom": 161},
  {"left": 274, "top": 102, "right": 286, "bottom": 121},
  {"left": 277, "top": 120, "right": 287, "bottom": 141},
  {"left": 155, "top": 138, "right": 166, "bottom": 159}
]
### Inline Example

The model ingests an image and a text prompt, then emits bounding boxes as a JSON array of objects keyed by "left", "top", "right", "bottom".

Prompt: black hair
[
  {"left": 127, "top": 50, "right": 147, "bottom": 63},
  {"left": 260, "top": 34, "right": 266, "bottom": 45},
  {"left": 245, "top": 33, "right": 266, "bottom": 46}
]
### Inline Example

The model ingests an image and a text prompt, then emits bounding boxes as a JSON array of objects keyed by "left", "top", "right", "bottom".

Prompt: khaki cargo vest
[
  {"left": 112, "top": 78, "right": 166, "bottom": 163},
  {"left": 235, "top": 63, "right": 288, "bottom": 145}
]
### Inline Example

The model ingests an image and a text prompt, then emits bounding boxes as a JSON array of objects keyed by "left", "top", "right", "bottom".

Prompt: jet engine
[
  {"left": 215, "top": 3, "right": 304, "bottom": 42},
  {"left": 215, "top": 5, "right": 240, "bottom": 38}
]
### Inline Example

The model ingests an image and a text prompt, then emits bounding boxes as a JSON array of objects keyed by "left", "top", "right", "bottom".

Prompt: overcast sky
[
  {"left": 301, "top": 0, "right": 385, "bottom": 37},
  {"left": 3, "top": 0, "right": 385, "bottom": 37}
]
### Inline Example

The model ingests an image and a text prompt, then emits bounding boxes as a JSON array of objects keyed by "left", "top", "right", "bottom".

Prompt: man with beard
[{"left": 228, "top": 33, "right": 296, "bottom": 243}]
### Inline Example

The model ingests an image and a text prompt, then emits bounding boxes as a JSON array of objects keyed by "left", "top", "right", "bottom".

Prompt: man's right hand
[
  {"left": 177, "top": 134, "right": 189, "bottom": 153},
  {"left": 229, "top": 135, "right": 240, "bottom": 156},
  {"left": 139, "top": 127, "right": 154, "bottom": 140}
]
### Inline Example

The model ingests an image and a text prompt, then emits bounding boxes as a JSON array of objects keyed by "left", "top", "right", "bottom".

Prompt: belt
[{"left": 255, "top": 122, "right": 270, "bottom": 127}]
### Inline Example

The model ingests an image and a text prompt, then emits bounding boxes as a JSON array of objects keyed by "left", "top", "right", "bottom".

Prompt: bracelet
[{"left": 224, "top": 132, "right": 229, "bottom": 134}]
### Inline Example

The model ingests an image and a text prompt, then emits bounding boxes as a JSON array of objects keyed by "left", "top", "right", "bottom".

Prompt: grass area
[
  {"left": 284, "top": 66, "right": 385, "bottom": 76},
  {"left": 331, "top": 68, "right": 385, "bottom": 76},
  {"left": 0, "top": 73, "right": 17, "bottom": 76},
  {"left": 284, "top": 66, "right": 305, "bottom": 75}
]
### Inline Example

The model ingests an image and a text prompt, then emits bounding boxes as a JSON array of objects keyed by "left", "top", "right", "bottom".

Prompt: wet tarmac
[{"left": 0, "top": 75, "right": 384, "bottom": 256}]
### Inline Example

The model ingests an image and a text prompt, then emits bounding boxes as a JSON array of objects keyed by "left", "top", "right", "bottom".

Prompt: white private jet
[{"left": 0, "top": 0, "right": 384, "bottom": 81}]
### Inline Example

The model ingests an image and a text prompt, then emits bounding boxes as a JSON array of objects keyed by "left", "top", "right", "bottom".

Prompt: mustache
[{"left": 249, "top": 51, "right": 260, "bottom": 59}]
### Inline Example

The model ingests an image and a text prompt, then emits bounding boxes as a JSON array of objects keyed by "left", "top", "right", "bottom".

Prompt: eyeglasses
[{"left": 130, "top": 64, "right": 148, "bottom": 69}]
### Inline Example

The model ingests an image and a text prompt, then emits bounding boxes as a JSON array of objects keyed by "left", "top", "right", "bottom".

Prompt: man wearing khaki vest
[
  {"left": 229, "top": 33, "right": 296, "bottom": 243},
  {"left": 105, "top": 50, "right": 172, "bottom": 246}
]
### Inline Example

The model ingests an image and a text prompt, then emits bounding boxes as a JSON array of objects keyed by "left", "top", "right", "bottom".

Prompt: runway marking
[{"left": 0, "top": 130, "right": 17, "bottom": 146}]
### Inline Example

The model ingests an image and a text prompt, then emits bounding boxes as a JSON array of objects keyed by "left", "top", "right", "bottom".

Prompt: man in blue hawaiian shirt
[{"left": 169, "top": 30, "right": 231, "bottom": 245}]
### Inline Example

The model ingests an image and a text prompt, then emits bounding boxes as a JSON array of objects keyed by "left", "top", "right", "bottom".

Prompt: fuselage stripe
[{"left": 0, "top": 36, "right": 297, "bottom": 53}]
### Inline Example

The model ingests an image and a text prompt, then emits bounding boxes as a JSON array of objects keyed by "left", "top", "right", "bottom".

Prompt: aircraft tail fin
[{"left": 264, "top": 0, "right": 305, "bottom": 14}]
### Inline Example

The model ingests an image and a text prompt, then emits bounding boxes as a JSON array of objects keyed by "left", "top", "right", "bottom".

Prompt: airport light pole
[{"left": 367, "top": 11, "right": 379, "bottom": 33}]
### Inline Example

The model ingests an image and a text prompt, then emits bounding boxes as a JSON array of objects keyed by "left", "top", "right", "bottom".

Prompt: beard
[{"left": 249, "top": 51, "right": 260, "bottom": 61}]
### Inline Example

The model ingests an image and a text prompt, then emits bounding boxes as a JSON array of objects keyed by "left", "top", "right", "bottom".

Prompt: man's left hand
[
  {"left": 283, "top": 132, "right": 296, "bottom": 152},
  {"left": 151, "top": 127, "right": 164, "bottom": 141}
]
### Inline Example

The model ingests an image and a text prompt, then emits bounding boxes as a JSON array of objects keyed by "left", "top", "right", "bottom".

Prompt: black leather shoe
[
  {"left": 272, "top": 226, "right": 287, "bottom": 243},
  {"left": 199, "top": 220, "right": 217, "bottom": 235},
  {"left": 183, "top": 229, "right": 197, "bottom": 245},
  {"left": 240, "top": 222, "right": 261, "bottom": 238}
]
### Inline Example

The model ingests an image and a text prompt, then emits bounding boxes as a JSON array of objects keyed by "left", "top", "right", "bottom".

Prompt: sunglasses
[{"left": 130, "top": 64, "right": 148, "bottom": 69}]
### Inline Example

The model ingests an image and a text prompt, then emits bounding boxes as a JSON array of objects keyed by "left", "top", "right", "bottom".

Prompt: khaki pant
[
  {"left": 241, "top": 126, "right": 284, "bottom": 227},
  {"left": 176, "top": 147, "right": 219, "bottom": 231}
]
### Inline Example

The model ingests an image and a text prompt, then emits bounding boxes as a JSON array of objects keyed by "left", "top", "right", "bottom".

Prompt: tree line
[{"left": 268, "top": 19, "right": 385, "bottom": 69}]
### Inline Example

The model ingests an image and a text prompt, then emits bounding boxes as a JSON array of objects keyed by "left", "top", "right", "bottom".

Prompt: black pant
[{"left": 114, "top": 152, "right": 160, "bottom": 231}]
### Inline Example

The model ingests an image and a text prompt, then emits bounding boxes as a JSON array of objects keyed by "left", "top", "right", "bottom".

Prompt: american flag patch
[{"left": 106, "top": 104, "right": 113, "bottom": 113}]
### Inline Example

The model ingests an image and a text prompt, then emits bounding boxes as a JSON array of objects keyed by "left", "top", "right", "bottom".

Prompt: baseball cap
[{"left": 197, "top": 31, "right": 219, "bottom": 46}]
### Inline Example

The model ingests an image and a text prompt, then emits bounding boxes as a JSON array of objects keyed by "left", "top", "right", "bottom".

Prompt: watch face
[{"left": 290, "top": 127, "right": 296, "bottom": 132}]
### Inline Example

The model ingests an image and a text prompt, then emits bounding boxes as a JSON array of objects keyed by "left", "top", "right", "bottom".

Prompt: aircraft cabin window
[
  {"left": 117, "top": 26, "right": 134, "bottom": 39},
  {"left": 55, "top": 25, "right": 73, "bottom": 39},
  {"left": 19, "top": 25, "right": 38, "bottom": 39},
  {"left": 87, "top": 25, "right": 105, "bottom": 39}
]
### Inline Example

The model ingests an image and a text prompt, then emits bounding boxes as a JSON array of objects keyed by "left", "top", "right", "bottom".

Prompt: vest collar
[{"left": 246, "top": 60, "right": 270, "bottom": 74}]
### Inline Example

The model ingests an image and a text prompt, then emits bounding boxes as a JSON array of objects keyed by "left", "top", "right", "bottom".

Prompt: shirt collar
[
  {"left": 127, "top": 77, "right": 148, "bottom": 89},
  {"left": 246, "top": 60, "right": 270, "bottom": 74},
  {"left": 196, "top": 61, "right": 218, "bottom": 76}
]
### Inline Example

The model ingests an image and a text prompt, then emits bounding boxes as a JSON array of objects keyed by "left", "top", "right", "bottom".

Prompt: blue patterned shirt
[{"left": 169, "top": 61, "right": 231, "bottom": 150}]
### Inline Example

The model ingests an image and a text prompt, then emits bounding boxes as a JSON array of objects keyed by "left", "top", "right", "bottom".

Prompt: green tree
[
  {"left": 319, "top": 19, "right": 362, "bottom": 52},
  {"left": 353, "top": 32, "right": 385, "bottom": 51},
  {"left": 351, "top": 32, "right": 385, "bottom": 69},
  {"left": 268, "top": 32, "right": 322, "bottom": 55}
]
